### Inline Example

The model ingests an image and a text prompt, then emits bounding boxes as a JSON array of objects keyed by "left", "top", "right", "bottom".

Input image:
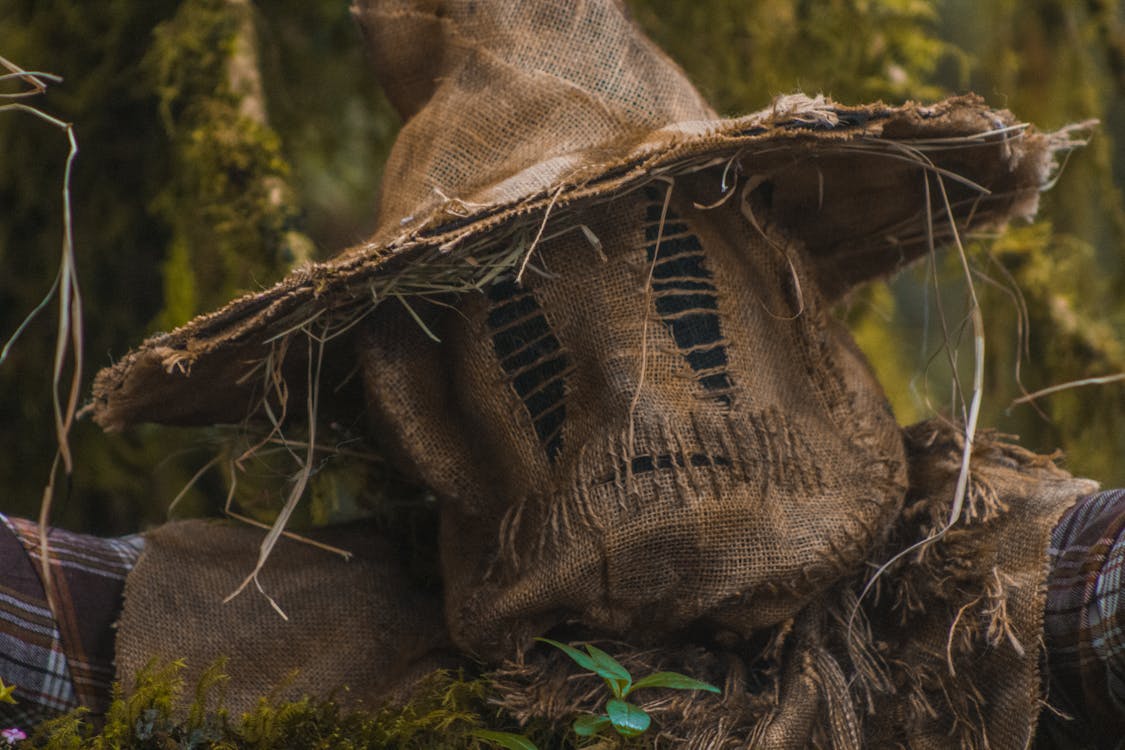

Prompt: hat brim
[{"left": 91, "top": 94, "right": 1085, "bottom": 431}]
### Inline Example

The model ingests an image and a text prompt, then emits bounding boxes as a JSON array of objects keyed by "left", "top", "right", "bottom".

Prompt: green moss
[
  {"left": 844, "top": 284, "right": 926, "bottom": 425},
  {"left": 145, "top": 0, "right": 310, "bottom": 328},
  {"left": 632, "top": 0, "right": 960, "bottom": 111},
  {"left": 23, "top": 663, "right": 550, "bottom": 750},
  {"left": 159, "top": 234, "right": 198, "bottom": 331}
]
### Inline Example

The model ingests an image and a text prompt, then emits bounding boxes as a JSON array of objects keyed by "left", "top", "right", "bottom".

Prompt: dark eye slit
[
  {"left": 486, "top": 276, "right": 569, "bottom": 462},
  {"left": 641, "top": 190, "right": 736, "bottom": 408}
]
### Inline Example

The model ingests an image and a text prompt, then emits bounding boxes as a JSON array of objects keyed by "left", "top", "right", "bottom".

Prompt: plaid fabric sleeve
[
  {"left": 1040, "top": 489, "right": 1125, "bottom": 748},
  {"left": 0, "top": 514, "right": 142, "bottom": 728}
]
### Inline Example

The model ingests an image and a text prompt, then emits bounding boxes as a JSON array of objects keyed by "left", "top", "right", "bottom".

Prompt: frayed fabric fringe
[{"left": 490, "top": 421, "right": 1096, "bottom": 749}]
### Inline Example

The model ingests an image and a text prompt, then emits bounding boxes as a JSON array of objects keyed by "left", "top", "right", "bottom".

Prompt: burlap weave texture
[
  {"left": 90, "top": 5, "right": 1069, "bottom": 433},
  {"left": 355, "top": 0, "right": 715, "bottom": 242},
  {"left": 117, "top": 520, "right": 451, "bottom": 717}
]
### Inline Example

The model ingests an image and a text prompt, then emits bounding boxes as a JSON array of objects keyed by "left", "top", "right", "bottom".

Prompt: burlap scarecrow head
[{"left": 93, "top": 0, "right": 1078, "bottom": 660}]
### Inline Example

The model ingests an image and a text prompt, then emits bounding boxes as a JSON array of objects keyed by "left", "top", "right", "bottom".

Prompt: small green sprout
[{"left": 536, "top": 637, "right": 721, "bottom": 739}]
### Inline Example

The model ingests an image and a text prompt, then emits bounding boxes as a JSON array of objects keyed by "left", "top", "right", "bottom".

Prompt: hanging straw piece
[
  {"left": 0, "top": 57, "right": 83, "bottom": 615},
  {"left": 848, "top": 158, "right": 988, "bottom": 644},
  {"left": 1010, "top": 372, "right": 1125, "bottom": 406},
  {"left": 224, "top": 324, "right": 332, "bottom": 618}
]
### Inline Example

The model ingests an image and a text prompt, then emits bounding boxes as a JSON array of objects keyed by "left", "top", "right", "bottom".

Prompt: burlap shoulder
[
  {"left": 115, "top": 520, "right": 453, "bottom": 717},
  {"left": 491, "top": 421, "right": 1097, "bottom": 749},
  {"left": 860, "top": 422, "right": 1098, "bottom": 748}
]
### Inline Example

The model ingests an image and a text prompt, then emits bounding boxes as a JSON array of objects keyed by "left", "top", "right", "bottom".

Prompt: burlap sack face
[{"left": 362, "top": 170, "right": 907, "bottom": 659}]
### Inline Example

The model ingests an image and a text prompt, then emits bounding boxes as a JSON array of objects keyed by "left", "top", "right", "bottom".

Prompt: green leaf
[
  {"left": 572, "top": 714, "right": 612, "bottom": 737},
  {"left": 627, "top": 671, "right": 722, "bottom": 696},
  {"left": 470, "top": 729, "right": 539, "bottom": 750},
  {"left": 535, "top": 637, "right": 598, "bottom": 673},
  {"left": 605, "top": 698, "right": 651, "bottom": 737},
  {"left": 583, "top": 643, "right": 632, "bottom": 697},
  {"left": 0, "top": 678, "right": 17, "bottom": 704}
]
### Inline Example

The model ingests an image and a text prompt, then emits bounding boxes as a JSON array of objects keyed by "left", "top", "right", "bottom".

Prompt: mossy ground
[{"left": 17, "top": 663, "right": 551, "bottom": 750}]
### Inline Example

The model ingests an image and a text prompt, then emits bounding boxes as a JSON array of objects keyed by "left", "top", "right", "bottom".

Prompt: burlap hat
[
  {"left": 94, "top": 0, "right": 1085, "bottom": 664},
  {"left": 91, "top": 0, "right": 1074, "bottom": 432}
]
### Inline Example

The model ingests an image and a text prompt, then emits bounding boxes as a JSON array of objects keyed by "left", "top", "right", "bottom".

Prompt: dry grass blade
[
  {"left": 738, "top": 175, "right": 805, "bottom": 320},
  {"left": 393, "top": 294, "right": 442, "bottom": 343},
  {"left": 0, "top": 103, "right": 83, "bottom": 475},
  {"left": 236, "top": 339, "right": 294, "bottom": 464},
  {"left": 167, "top": 454, "right": 223, "bottom": 517},
  {"left": 224, "top": 324, "right": 334, "bottom": 618},
  {"left": 935, "top": 171, "right": 986, "bottom": 532},
  {"left": 515, "top": 185, "right": 565, "bottom": 283},
  {"left": 265, "top": 438, "right": 383, "bottom": 463},
  {"left": 0, "top": 55, "right": 60, "bottom": 98},
  {"left": 0, "top": 60, "right": 82, "bottom": 616},
  {"left": 223, "top": 505, "right": 353, "bottom": 560},
  {"left": 1010, "top": 372, "right": 1125, "bottom": 406},
  {"left": 849, "top": 162, "right": 988, "bottom": 648},
  {"left": 972, "top": 258, "right": 1044, "bottom": 419}
]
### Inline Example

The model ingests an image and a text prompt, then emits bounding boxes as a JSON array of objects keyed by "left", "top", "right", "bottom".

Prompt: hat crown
[{"left": 353, "top": 0, "right": 715, "bottom": 239}]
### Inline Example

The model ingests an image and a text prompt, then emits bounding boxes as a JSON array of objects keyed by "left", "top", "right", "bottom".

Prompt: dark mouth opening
[{"left": 597, "top": 452, "right": 733, "bottom": 485}]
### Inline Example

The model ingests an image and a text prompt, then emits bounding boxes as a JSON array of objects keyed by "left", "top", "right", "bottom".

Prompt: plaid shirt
[
  {"left": 1040, "top": 489, "right": 1125, "bottom": 748},
  {"left": 0, "top": 514, "right": 141, "bottom": 728}
]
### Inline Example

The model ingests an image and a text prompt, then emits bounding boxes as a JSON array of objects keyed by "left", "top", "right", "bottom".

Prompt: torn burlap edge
[
  {"left": 90, "top": 96, "right": 1092, "bottom": 432},
  {"left": 488, "top": 419, "right": 1098, "bottom": 749}
]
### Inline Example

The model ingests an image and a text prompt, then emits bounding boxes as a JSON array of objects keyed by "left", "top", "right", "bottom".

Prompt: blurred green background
[{"left": 1, "top": 0, "right": 1122, "bottom": 534}]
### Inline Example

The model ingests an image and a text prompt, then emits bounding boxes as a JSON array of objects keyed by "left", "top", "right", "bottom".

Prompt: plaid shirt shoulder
[
  {"left": 0, "top": 514, "right": 141, "bottom": 727},
  {"left": 1040, "top": 489, "right": 1125, "bottom": 749}
]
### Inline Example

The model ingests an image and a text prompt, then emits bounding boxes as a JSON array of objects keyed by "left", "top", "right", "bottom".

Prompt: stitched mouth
[{"left": 596, "top": 451, "right": 732, "bottom": 485}]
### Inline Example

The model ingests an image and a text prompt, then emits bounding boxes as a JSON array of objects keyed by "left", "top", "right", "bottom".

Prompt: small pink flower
[{"left": 1, "top": 727, "right": 26, "bottom": 744}]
